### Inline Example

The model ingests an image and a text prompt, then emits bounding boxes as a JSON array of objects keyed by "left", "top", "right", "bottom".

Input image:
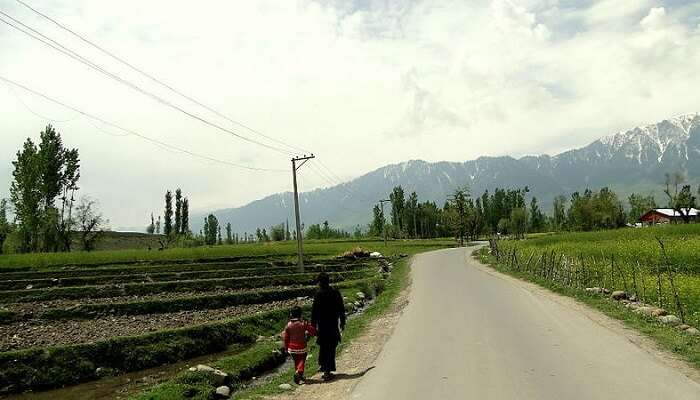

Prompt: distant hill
[{"left": 193, "top": 114, "right": 700, "bottom": 234}]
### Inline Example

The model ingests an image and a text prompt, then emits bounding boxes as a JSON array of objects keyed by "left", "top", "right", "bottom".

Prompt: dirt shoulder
[{"left": 260, "top": 277, "right": 412, "bottom": 400}]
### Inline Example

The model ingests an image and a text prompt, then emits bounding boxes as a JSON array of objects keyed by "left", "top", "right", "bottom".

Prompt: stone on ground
[
  {"left": 651, "top": 308, "right": 668, "bottom": 317},
  {"left": 279, "top": 383, "right": 293, "bottom": 390},
  {"left": 685, "top": 328, "right": 700, "bottom": 336},
  {"left": 191, "top": 364, "right": 228, "bottom": 386},
  {"left": 215, "top": 385, "right": 231, "bottom": 398},
  {"left": 611, "top": 291, "right": 627, "bottom": 301},
  {"left": 659, "top": 315, "right": 681, "bottom": 326}
]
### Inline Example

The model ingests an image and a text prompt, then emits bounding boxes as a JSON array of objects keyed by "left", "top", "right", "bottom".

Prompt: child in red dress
[{"left": 282, "top": 306, "right": 317, "bottom": 384}]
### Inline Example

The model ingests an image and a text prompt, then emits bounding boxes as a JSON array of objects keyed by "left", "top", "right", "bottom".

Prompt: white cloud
[
  {"left": 0, "top": 0, "right": 699, "bottom": 227},
  {"left": 641, "top": 7, "right": 667, "bottom": 30}
]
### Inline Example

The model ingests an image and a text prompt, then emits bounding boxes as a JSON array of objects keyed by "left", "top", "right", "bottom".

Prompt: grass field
[
  {"left": 482, "top": 224, "right": 700, "bottom": 369},
  {"left": 492, "top": 224, "right": 700, "bottom": 326},
  {"left": 0, "top": 238, "right": 453, "bottom": 397},
  {"left": 0, "top": 239, "right": 445, "bottom": 269}
]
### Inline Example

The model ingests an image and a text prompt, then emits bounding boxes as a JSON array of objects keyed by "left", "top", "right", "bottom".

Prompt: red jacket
[{"left": 282, "top": 319, "right": 317, "bottom": 354}]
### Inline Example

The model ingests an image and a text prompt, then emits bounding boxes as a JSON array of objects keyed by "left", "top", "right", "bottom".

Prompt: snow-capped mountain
[{"left": 193, "top": 114, "right": 700, "bottom": 234}]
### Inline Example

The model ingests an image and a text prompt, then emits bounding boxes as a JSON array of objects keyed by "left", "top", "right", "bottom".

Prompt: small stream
[{"left": 1, "top": 344, "right": 248, "bottom": 400}]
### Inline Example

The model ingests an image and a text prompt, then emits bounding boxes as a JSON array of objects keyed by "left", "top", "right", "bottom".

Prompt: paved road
[{"left": 351, "top": 247, "right": 700, "bottom": 399}]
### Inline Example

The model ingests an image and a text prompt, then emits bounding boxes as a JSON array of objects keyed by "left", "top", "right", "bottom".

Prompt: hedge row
[
  {"left": 0, "top": 263, "right": 370, "bottom": 291},
  {"left": 0, "top": 308, "right": 291, "bottom": 394},
  {"left": 0, "top": 270, "right": 374, "bottom": 303},
  {"left": 38, "top": 278, "right": 381, "bottom": 320}
]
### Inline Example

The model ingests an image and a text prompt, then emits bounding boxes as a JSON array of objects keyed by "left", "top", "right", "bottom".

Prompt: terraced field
[{"left": 0, "top": 252, "right": 388, "bottom": 395}]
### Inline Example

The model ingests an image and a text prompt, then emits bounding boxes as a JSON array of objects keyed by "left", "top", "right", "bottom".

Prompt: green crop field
[
  {"left": 484, "top": 224, "right": 700, "bottom": 357},
  {"left": 0, "top": 239, "right": 452, "bottom": 397}
]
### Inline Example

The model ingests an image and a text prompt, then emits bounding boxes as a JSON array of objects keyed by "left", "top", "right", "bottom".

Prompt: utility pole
[
  {"left": 379, "top": 199, "right": 390, "bottom": 247},
  {"left": 292, "top": 154, "right": 315, "bottom": 271}
]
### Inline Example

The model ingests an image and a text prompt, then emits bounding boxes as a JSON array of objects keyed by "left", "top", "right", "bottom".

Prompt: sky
[{"left": 1, "top": 0, "right": 699, "bottom": 229}]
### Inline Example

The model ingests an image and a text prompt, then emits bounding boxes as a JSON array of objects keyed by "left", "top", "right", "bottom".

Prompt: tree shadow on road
[{"left": 304, "top": 366, "right": 376, "bottom": 385}]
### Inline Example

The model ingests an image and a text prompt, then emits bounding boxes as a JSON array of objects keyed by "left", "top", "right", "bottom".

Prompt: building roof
[{"left": 646, "top": 208, "right": 699, "bottom": 217}]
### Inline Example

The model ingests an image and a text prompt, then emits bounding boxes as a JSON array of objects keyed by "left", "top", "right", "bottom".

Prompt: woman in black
[{"left": 311, "top": 272, "right": 346, "bottom": 381}]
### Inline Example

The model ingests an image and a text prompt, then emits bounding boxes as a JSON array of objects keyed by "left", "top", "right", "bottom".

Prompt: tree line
[{"left": 368, "top": 178, "right": 699, "bottom": 243}]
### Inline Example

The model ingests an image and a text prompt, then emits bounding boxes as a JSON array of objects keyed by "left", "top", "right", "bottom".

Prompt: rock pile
[
  {"left": 339, "top": 247, "right": 371, "bottom": 260},
  {"left": 586, "top": 289, "right": 699, "bottom": 337}
]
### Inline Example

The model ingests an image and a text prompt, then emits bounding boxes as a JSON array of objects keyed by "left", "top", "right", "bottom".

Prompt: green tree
[
  {"left": 529, "top": 197, "right": 545, "bottom": 232},
  {"left": 204, "top": 214, "right": 219, "bottom": 245},
  {"left": 389, "top": 186, "right": 406, "bottom": 235},
  {"left": 174, "top": 188, "right": 182, "bottom": 235},
  {"left": 146, "top": 213, "right": 155, "bottom": 234},
  {"left": 510, "top": 208, "right": 528, "bottom": 239},
  {"left": 447, "top": 187, "right": 469, "bottom": 246},
  {"left": 370, "top": 205, "right": 384, "bottom": 237},
  {"left": 270, "top": 223, "right": 286, "bottom": 241},
  {"left": 37, "top": 125, "right": 80, "bottom": 252},
  {"left": 10, "top": 139, "right": 42, "bottom": 252},
  {"left": 225, "top": 222, "right": 233, "bottom": 244},
  {"left": 164, "top": 190, "right": 173, "bottom": 237},
  {"left": 552, "top": 195, "right": 567, "bottom": 230},
  {"left": 628, "top": 193, "right": 657, "bottom": 223},
  {"left": 0, "top": 199, "right": 11, "bottom": 253},
  {"left": 181, "top": 198, "right": 190, "bottom": 235}
]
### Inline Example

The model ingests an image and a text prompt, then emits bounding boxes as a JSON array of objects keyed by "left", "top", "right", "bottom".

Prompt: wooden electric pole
[
  {"left": 292, "top": 154, "right": 315, "bottom": 271},
  {"left": 379, "top": 199, "right": 390, "bottom": 247}
]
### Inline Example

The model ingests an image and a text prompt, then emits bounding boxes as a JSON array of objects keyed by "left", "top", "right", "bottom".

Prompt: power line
[
  {"left": 0, "top": 75, "right": 286, "bottom": 172},
  {"left": 310, "top": 159, "right": 373, "bottom": 203},
  {"left": 307, "top": 160, "right": 372, "bottom": 205},
  {"left": 14, "top": 0, "right": 312, "bottom": 156},
  {"left": 2, "top": 81, "right": 78, "bottom": 123},
  {"left": 0, "top": 10, "right": 297, "bottom": 156}
]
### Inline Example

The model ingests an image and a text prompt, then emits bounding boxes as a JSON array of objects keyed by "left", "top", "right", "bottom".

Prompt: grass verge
[{"left": 476, "top": 248, "right": 700, "bottom": 369}]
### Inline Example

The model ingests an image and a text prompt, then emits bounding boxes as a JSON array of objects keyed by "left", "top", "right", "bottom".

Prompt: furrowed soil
[
  {"left": 0, "top": 299, "right": 307, "bottom": 352},
  {"left": 2, "top": 285, "right": 306, "bottom": 314}
]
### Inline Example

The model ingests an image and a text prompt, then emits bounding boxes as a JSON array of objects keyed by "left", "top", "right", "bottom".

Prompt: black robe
[
  {"left": 311, "top": 287, "right": 346, "bottom": 345},
  {"left": 312, "top": 286, "right": 346, "bottom": 372}
]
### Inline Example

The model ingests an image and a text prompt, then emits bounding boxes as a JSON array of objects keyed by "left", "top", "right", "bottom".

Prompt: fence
[{"left": 487, "top": 238, "right": 689, "bottom": 324}]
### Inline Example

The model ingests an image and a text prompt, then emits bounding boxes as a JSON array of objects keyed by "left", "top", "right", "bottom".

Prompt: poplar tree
[
  {"left": 226, "top": 222, "right": 233, "bottom": 244},
  {"left": 181, "top": 198, "right": 190, "bottom": 235},
  {"left": 174, "top": 188, "right": 182, "bottom": 235},
  {"left": 164, "top": 190, "right": 173, "bottom": 237}
]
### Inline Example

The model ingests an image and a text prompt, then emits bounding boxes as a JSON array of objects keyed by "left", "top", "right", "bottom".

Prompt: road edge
[{"left": 471, "top": 248, "right": 700, "bottom": 385}]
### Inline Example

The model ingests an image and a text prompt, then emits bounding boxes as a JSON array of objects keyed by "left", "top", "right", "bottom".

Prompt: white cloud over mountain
[{"left": 0, "top": 0, "right": 699, "bottom": 227}]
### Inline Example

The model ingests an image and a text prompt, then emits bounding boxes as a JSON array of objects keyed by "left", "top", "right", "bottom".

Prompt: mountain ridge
[{"left": 192, "top": 113, "right": 700, "bottom": 235}]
